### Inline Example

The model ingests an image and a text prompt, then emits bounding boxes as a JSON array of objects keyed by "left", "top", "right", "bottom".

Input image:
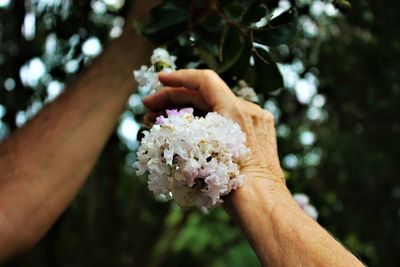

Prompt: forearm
[
  {"left": 0, "top": 32, "right": 153, "bottom": 260},
  {"left": 226, "top": 178, "right": 364, "bottom": 267}
]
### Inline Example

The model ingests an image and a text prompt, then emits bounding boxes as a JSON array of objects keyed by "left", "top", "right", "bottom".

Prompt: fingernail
[{"left": 159, "top": 70, "right": 173, "bottom": 76}]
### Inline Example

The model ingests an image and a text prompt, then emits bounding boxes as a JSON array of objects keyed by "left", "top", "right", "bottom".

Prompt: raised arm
[
  {"left": 0, "top": 1, "right": 160, "bottom": 262},
  {"left": 143, "top": 69, "right": 364, "bottom": 267}
]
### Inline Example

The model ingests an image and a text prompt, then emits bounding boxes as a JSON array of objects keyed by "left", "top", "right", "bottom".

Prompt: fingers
[
  {"left": 158, "top": 70, "right": 205, "bottom": 91},
  {"left": 143, "top": 87, "right": 212, "bottom": 111},
  {"left": 158, "top": 69, "right": 236, "bottom": 108}
]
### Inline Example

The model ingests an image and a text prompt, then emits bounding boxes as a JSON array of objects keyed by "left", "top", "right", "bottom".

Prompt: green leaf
[
  {"left": 195, "top": 47, "right": 219, "bottom": 69},
  {"left": 253, "top": 7, "right": 298, "bottom": 46},
  {"left": 194, "top": 16, "right": 226, "bottom": 56},
  {"left": 241, "top": 3, "right": 269, "bottom": 26},
  {"left": 223, "top": 3, "right": 245, "bottom": 21},
  {"left": 218, "top": 26, "right": 245, "bottom": 73},
  {"left": 195, "top": 28, "right": 221, "bottom": 56},
  {"left": 333, "top": 0, "right": 352, "bottom": 13},
  {"left": 200, "top": 15, "right": 226, "bottom": 33},
  {"left": 220, "top": 0, "right": 235, "bottom": 6},
  {"left": 168, "top": 0, "right": 191, "bottom": 8},
  {"left": 253, "top": 47, "right": 283, "bottom": 92},
  {"left": 193, "top": 16, "right": 226, "bottom": 57},
  {"left": 227, "top": 48, "right": 251, "bottom": 79},
  {"left": 143, "top": 2, "right": 188, "bottom": 44}
]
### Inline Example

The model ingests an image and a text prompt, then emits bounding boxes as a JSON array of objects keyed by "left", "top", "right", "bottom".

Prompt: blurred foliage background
[{"left": 0, "top": 0, "right": 399, "bottom": 266}]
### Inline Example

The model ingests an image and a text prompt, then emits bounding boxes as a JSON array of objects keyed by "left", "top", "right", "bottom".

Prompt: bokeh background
[{"left": 0, "top": 0, "right": 399, "bottom": 266}]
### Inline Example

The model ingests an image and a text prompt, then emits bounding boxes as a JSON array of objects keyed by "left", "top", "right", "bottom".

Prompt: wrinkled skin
[
  {"left": 144, "top": 69, "right": 286, "bottom": 192},
  {"left": 143, "top": 69, "right": 364, "bottom": 267}
]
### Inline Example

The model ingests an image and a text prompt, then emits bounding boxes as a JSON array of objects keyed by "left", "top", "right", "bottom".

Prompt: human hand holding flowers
[
  {"left": 132, "top": 18, "right": 318, "bottom": 219},
  {"left": 143, "top": 69, "right": 289, "bottom": 204},
  {"left": 142, "top": 69, "right": 364, "bottom": 267}
]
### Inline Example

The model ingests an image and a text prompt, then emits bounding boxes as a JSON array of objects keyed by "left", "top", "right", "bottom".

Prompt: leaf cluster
[{"left": 142, "top": 0, "right": 302, "bottom": 94}]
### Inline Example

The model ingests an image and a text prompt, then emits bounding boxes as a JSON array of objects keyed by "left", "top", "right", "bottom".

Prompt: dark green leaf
[
  {"left": 195, "top": 47, "right": 219, "bottom": 69},
  {"left": 223, "top": 3, "right": 245, "bottom": 21},
  {"left": 168, "top": 0, "right": 192, "bottom": 8},
  {"left": 218, "top": 27, "right": 245, "bottom": 73},
  {"left": 241, "top": 3, "right": 269, "bottom": 26},
  {"left": 333, "top": 0, "right": 352, "bottom": 13},
  {"left": 194, "top": 17, "right": 226, "bottom": 56},
  {"left": 262, "top": 0, "right": 280, "bottom": 10},
  {"left": 200, "top": 15, "right": 226, "bottom": 33},
  {"left": 195, "top": 28, "right": 221, "bottom": 56},
  {"left": 221, "top": 0, "right": 258, "bottom": 9},
  {"left": 227, "top": 48, "right": 251, "bottom": 79},
  {"left": 253, "top": 8, "right": 298, "bottom": 46},
  {"left": 220, "top": 0, "right": 235, "bottom": 6},
  {"left": 253, "top": 47, "right": 283, "bottom": 92},
  {"left": 143, "top": 2, "right": 188, "bottom": 44}
]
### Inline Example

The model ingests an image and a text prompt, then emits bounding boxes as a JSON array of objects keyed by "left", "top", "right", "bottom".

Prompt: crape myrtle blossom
[
  {"left": 151, "top": 48, "right": 177, "bottom": 70},
  {"left": 135, "top": 108, "right": 249, "bottom": 212},
  {"left": 133, "top": 48, "right": 176, "bottom": 97},
  {"left": 293, "top": 193, "right": 319, "bottom": 220}
]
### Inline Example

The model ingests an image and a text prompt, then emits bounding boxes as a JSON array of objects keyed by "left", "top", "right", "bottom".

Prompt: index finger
[{"left": 158, "top": 69, "right": 236, "bottom": 108}]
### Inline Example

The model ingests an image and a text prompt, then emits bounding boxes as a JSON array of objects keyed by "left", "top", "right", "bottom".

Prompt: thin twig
[{"left": 250, "top": 31, "right": 271, "bottom": 65}]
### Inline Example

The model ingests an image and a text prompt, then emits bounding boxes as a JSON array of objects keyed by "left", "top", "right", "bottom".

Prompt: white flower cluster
[
  {"left": 293, "top": 193, "right": 319, "bottom": 220},
  {"left": 135, "top": 108, "right": 249, "bottom": 212},
  {"left": 234, "top": 80, "right": 260, "bottom": 103},
  {"left": 133, "top": 48, "right": 177, "bottom": 96}
]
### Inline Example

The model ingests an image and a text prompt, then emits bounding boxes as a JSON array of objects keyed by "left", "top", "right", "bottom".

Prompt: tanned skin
[
  {"left": 0, "top": 0, "right": 159, "bottom": 261},
  {"left": 144, "top": 70, "right": 365, "bottom": 267}
]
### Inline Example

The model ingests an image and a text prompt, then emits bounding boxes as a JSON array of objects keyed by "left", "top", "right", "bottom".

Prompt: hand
[
  {"left": 143, "top": 70, "right": 365, "bottom": 267},
  {"left": 143, "top": 69, "right": 288, "bottom": 199}
]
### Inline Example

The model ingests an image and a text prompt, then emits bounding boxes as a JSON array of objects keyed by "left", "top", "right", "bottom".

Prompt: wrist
[
  {"left": 223, "top": 177, "right": 299, "bottom": 265},
  {"left": 224, "top": 176, "right": 294, "bottom": 219},
  {"left": 92, "top": 31, "right": 154, "bottom": 93}
]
